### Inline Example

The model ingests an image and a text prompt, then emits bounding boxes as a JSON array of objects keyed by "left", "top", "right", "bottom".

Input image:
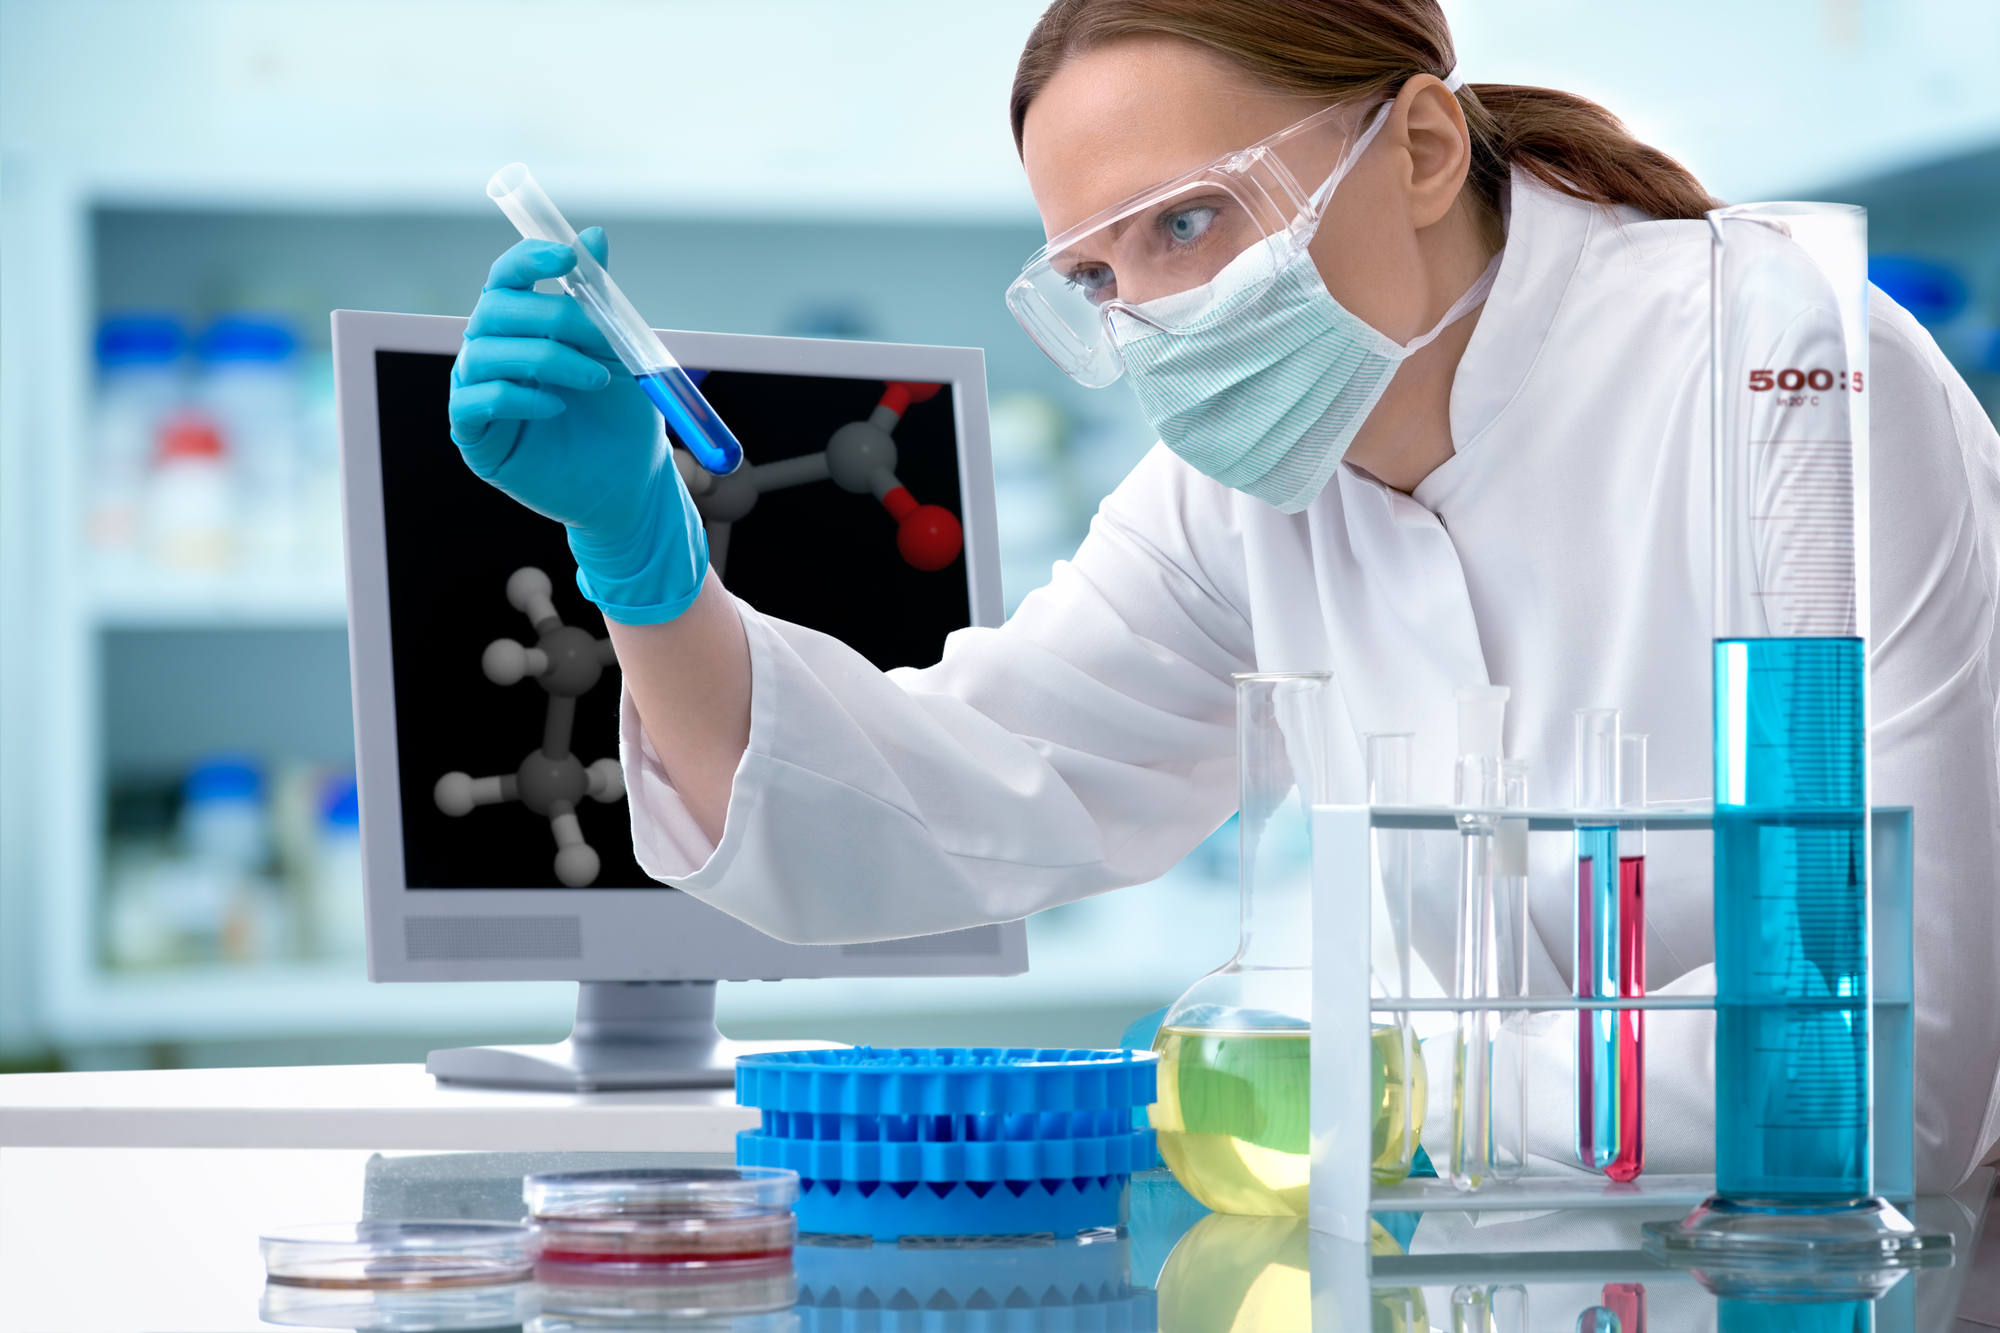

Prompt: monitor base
[{"left": 428, "top": 980, "right": 744, "bottom": 1091}]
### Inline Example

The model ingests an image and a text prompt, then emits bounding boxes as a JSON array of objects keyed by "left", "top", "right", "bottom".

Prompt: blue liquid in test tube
[
  {"left": 1573, "top": 708, "right": 1620, "bottom": 1174},
  {"left": 487, "top": 163, "right": 743, "bottom": 476},
  {"left": 637, "top": 369, "right": 741, "bottom": 476},
  {"left": 1714, "top": 636, "right": 1869, "bottom": 1199},
  {"left": 1575, "top": 823, "right": 1619, "bottom": 1172}
]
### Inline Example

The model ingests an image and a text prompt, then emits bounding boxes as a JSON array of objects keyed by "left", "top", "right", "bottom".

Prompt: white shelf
[{"left": 87, "top": 566, "right": 348, "bottom": 630}]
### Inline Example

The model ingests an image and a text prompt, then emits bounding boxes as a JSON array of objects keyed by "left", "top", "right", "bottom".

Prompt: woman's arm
[
  {"left": 605, "top": 570, "right": 750, "bottom": 845},
  {"left": 616, "top": 445, "right": 1258, "bottom": 943}
]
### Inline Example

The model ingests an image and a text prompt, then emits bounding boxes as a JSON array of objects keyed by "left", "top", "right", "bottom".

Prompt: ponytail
[{"left": 1012, "top": 0, "right": 1717, "bottom": 223}]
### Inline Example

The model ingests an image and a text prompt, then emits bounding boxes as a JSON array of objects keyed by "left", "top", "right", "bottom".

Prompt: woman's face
[{"left": 1019, "top": 36, "right": 1472, "bottom": 344}]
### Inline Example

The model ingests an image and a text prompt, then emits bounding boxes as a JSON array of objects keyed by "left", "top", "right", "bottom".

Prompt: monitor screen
[
  {"left": 336, "top": 311, "right": 1017, "bottom": 984},
  {"left": 371, "top": 350, "right": 973, "bottom": 891}
]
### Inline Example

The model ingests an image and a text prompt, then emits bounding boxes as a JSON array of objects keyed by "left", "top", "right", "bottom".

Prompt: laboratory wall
[{"left": 4, "top": 0, "right": 1999, "bottom": 1070}]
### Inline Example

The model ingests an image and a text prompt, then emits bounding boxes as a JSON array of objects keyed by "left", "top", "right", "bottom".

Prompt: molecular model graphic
[
  {"left": 434, "top": 567, "right": 626, "bottom": 887},
  {"left": 677, "top": 380, "right": 964, "bottom": 577}
]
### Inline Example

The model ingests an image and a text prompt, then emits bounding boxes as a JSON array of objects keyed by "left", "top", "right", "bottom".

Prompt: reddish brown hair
[{"left": 1010, "top": 0, "right": 1716, "bottom": 223}]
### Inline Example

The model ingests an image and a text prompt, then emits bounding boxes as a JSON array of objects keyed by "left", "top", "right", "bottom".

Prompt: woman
[{"left": 448, "top": 1, "right": 2000, "bottom": 1191}]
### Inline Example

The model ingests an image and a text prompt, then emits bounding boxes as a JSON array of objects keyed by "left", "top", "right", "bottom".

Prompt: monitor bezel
[{"left": 334, "top": 309, "right": 1021, "bottom": 983}]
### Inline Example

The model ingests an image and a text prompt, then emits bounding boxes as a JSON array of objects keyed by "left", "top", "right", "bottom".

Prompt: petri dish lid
[
  {"left": 526, "top": 1167, "right": 799, "bottom": 1219},
  {"left": 261, "top": 1221, "right": 538, "bottom": 1289}
]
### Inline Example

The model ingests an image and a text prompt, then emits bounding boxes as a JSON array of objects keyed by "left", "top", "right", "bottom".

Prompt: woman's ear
[{"left": 1385, "top": 75, "right": 1473, "bottom": 231}]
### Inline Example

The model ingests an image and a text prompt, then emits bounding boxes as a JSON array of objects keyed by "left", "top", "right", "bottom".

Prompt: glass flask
[
  {"left": 1155, "top": 1213, "right": 1424, "bottom": 1333},
  {"left": 1152, "top": 672, "right": 1331, "bottom": 1217},
  {"left": 1367, "top": 732, "right": 1427, "bottom": 1187}
]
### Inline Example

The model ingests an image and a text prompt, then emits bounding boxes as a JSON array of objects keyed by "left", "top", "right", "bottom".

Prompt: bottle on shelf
[
  {"left": 197, "top": 313, "right": 303, "bottom": 571},
  {"left": 146, "top": 411, "right": 234, "bottom": 571},
  {"left": 90, "top": 313, "right": 185, "bottom": 561},
  {"left": 103, "top": 754, "right": 291, "bottom": 969},
  {"left": 312, "top": 772, "right": 366, "bottom": 961}
]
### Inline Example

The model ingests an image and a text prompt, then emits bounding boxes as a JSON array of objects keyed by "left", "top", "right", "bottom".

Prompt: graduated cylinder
[{"left": 1710, "top": 202, "right": 1872, "bottom": 1201}]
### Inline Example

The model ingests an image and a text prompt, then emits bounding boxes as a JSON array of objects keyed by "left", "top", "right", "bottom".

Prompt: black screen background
[{"left": 374, "top": 350, "right": 967, "bottom": 889}]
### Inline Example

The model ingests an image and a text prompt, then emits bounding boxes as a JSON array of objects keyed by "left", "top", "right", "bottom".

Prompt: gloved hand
[{"left": 448, "top": 229, "right": 708, "bottom": 624}]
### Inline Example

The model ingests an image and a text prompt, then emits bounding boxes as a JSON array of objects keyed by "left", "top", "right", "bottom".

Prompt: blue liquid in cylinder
[
  {"left": 1714, "top": 637, "right": 1869, "bottom": 1201},
  {"left": 638, "top": 369, "right": 743, "bottom": 475}
]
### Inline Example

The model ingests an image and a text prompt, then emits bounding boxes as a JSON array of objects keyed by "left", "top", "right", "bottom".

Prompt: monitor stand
[{"left": 426, "top": 980, "right": 747, "bottom": 1091}]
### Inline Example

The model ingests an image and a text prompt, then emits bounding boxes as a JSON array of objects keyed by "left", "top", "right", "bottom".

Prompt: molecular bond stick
[
  {"left": 677, "top": 380, "right": 963, "bottom": 577},
  {"left": 434, "top": 567, "right": 625, "bottom": 887}
]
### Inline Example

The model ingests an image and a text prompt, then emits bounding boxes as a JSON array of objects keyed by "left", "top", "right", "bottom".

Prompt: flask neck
[{"left": 1236, "top": 802, "right": 1313, "bottom": 971}]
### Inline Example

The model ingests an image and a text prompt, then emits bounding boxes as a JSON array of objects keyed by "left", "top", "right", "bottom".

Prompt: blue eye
[
  {"left": 1165, "top": 206, "right": 1217, "bottom": 244},
  {"left": 1063, "top": 262, "right": 1116, "bottom": 301}
]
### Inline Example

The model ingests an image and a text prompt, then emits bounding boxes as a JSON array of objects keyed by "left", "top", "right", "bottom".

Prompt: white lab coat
[{"left": 623, "top": 174, "right": 2000, "bottom": 1192}]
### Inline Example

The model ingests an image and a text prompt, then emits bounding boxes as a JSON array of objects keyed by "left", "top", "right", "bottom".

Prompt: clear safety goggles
[{"left": 1006, "top": 99, "right": 1390, "bottom": 388}]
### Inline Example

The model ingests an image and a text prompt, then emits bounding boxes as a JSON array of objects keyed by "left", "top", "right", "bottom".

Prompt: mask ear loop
[{"left": 1398, "top": 249, "right": 1503, "bottom": 357}]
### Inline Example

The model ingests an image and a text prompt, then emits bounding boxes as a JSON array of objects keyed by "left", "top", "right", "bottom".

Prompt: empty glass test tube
[
  {"left": 487, "top": 163, "right": 744, "bottom": 475},
  {"left": 1491, "top": 757, "right": 1530, "bottom": 1183},
  {"left": 1451, "top": 751, "right": 1501, "bottom": 1192},
  {"left": 1367, "top": 732, "right": 1424, "bottom": 1186},
  {"left": 1449, "top": 685, "right": 1508, "bottom": 1193},
  {"left": 1573, "top": 709, "right": 1620, "bottom": 1173}
]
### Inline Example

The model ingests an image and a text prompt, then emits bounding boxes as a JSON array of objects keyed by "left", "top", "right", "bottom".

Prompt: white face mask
[{"left": 1116, "top": 112, "right": 1501, "bottom": 512}]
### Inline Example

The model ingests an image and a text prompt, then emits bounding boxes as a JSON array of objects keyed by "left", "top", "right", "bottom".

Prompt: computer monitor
[{"left": 333, "top": 310, "right": 1027, "bottom": 1089}]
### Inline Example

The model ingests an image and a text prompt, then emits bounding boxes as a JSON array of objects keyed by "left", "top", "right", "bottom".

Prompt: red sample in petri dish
[
  {"left": 525, "top": 1167, "right": 800, "bottom": 1269},
  {"left": 260, "top": 1221, "right": 539, "bottom": 1290}
]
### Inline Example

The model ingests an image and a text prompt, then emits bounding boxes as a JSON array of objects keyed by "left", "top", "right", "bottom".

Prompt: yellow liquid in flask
[
  {"left": 1151, "top": 1027, "right": 1311, "bottom": 1215},
  {"left": 1152, "top": 1025, "right": 1427, "bottom": 1214},
  {"left": 1371, "top": 1021, "right": 1427, "bottom": 1186}
]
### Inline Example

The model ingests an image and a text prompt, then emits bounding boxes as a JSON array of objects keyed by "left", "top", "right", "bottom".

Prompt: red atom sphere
[{"left": 896, "top": 505, "right": 963, "bottom": 571}]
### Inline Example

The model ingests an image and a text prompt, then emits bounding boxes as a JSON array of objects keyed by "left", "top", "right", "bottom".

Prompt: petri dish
[
  {"left": 261, "top": 1221, "right": 539, "bottom": 1290},
  {"left": 259, "top": 1279, "right": 540, "bottom": 1331},
  {"left": 526, "top": 1167, "right": 799, "bottom": 1268},
  {"left": 534, "top": 1257, "right": 797, "bottom": 1321}
]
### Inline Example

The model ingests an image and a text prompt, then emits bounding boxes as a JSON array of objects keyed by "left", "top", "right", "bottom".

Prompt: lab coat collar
[{"left": 1414, "top": 171, "right": 1603, "bottom": 514}]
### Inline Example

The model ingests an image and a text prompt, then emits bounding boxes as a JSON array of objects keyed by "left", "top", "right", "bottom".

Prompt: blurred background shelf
[{"left": 86, "top": 567, "right": 348, "bottom": 628}]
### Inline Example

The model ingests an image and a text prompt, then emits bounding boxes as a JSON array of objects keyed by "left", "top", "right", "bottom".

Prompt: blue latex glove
[{"left": 448, "top": 229, "right": 708, "bottom": 624}]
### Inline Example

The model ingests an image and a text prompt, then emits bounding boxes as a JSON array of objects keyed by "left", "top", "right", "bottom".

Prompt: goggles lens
[{"left": 1006, "top": 102, "right": 1381, "bottom": 386}]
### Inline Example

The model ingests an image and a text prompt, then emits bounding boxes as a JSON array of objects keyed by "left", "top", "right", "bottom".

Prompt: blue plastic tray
[{"left": 736, "top": 1048, "right": 1159, "bottom": 1240}]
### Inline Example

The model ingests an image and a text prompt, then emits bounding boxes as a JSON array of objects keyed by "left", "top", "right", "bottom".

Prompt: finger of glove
[
  {"left": 578, "top": 226, "right": 609, "bottom": 268},
  {"left": 448, "top": 376, "right": 566, "bottom": 451},
  {"left": 465, "top": 286, "right": 617, "bottom": 361},
  {"left": 485, "top": 238, "right": 577, "bottom": 292},
  {"left": 457, "top": 335, "right": 610, "bottom": 393}
]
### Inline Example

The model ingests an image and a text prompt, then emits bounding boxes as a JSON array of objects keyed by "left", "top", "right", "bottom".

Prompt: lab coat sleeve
[
  {"left": 1865, "top": 297, "right": 2000, "bottom": 1191},
  {"left": 619, "top": 445, "right": 1256, "bottom": 944}
]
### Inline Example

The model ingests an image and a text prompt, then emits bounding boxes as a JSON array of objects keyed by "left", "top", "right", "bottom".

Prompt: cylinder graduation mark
[{"left": 677, "top": 380, "right": 964, "bottom": 577}]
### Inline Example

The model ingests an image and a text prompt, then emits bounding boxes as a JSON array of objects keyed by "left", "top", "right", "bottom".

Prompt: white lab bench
[{"left": 0, "top": 1063, "right": 763, "bottom": 1152}]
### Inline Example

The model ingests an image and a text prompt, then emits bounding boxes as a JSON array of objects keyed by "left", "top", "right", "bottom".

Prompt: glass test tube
[
  {"left": 1710, "top": 201, "right": 1871, "bottom": 1202},
  {"left": 486, "top": 163, "right": 744, "bottom": 475},
  {"left": 1451, "top": 751, "right": 1500, "bottom": 1193},
  {"left": 1609, "top": 735, "right": 1648, "bottom": 1183},
  {"left": 1573, "top": 709, "right": 1620, "bottom": 1173},
  {"left": 1367, "top": 733, "right": 1423, "bottom": 1186},
  {"left": 1491, "top": 757, "right": 1530, "bottom": 1183}
]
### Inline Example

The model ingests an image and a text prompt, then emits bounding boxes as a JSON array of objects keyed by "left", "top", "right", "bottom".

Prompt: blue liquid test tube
[
  {"left": 487, "top": 163, "right": 743, "bottom": 476},
  {"left": 1573, "top": 708, "right": 1620, "bottom": 1174}
]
